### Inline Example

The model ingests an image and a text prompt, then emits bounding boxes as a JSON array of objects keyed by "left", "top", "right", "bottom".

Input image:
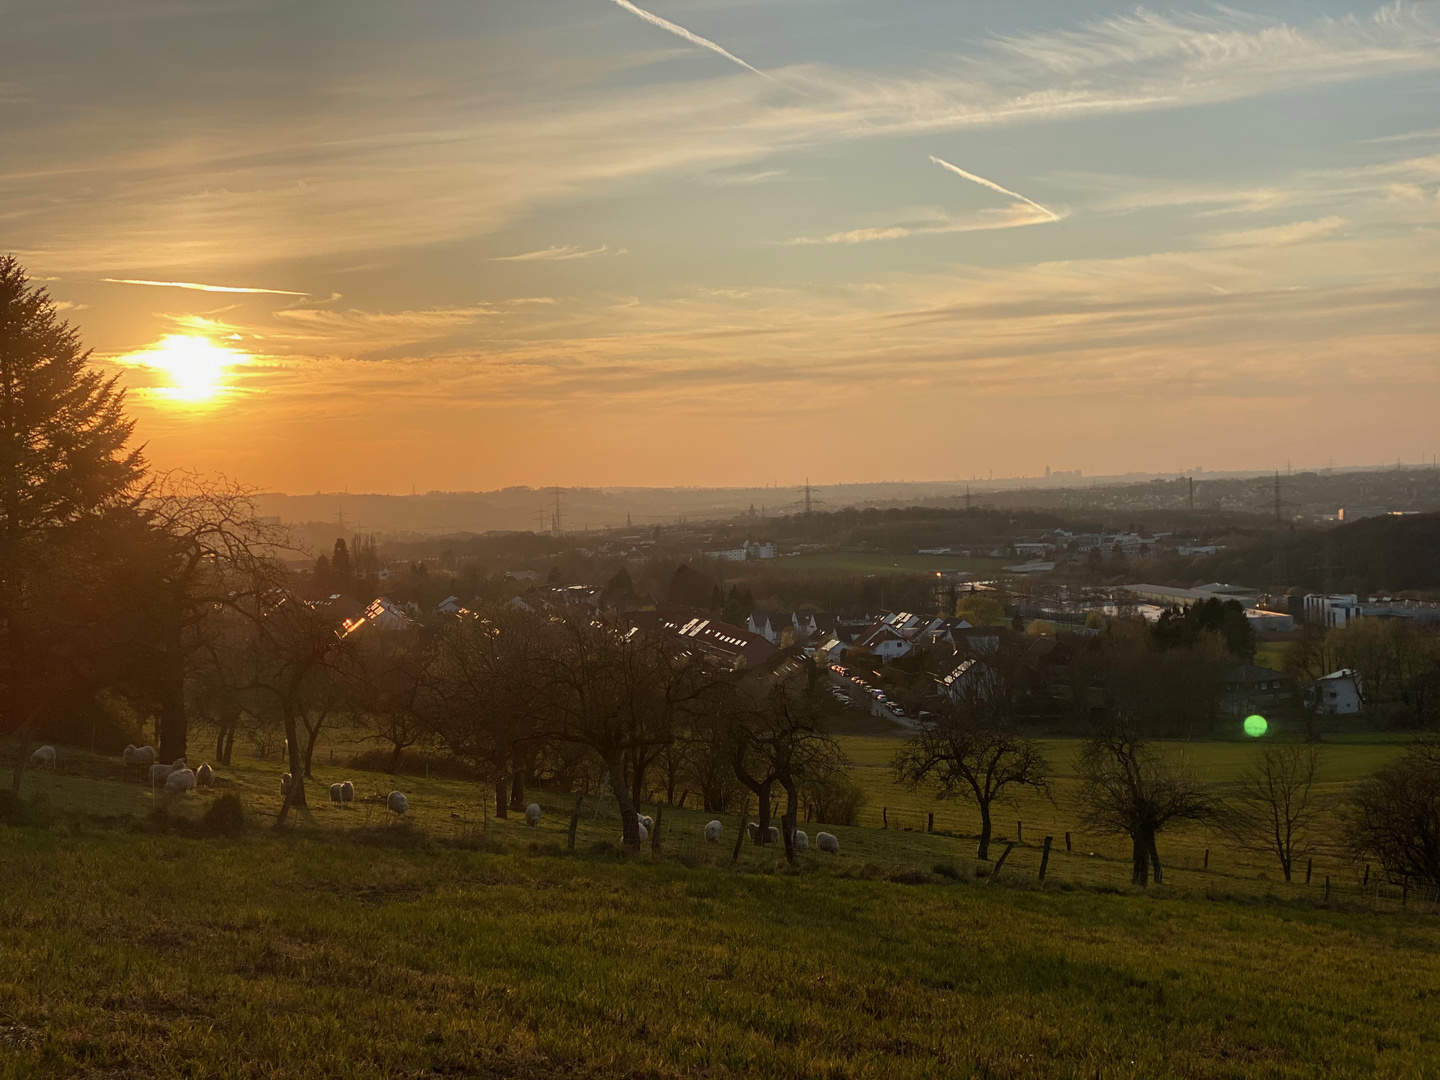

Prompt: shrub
[
  {"left": 801, "top": 772, "right": 867, "bottom": 827},
  {"left": 198, "top": 793, "right": 246, "bottom": 838}
]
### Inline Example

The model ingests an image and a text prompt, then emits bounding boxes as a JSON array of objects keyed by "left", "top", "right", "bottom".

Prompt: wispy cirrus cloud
[
  {"left": 102, "top": 278, "right": 309, "bottom": 296},
  {"left": 1209, "top": 216, "right": 1349, "bottom": 247},
  {"left": 490, "top": 244, "right": 616, "bottom": 262}
]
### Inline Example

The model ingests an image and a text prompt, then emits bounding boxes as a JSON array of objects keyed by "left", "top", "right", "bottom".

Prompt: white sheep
[
  {"left": 793, "top": 829, "right": 809, "bottom": 853},
  {"left": 195, "top": 763, "right": 214, "bottom": 788},
  {"left": 330, "top": 783, "right": 344, "bottom": 806},
  {"left": 817, "top": 831, "right": 839, "bottom": 854},
  {"left": 387, "top": 791, "right": 409, "bottom": 815},
  {"left": 29, "top": 745, "right": 55, "bottom": 768},
  {"left": 280, "top": 773, "right": 292, "bottom": 800},
  {"left": 639, "top": 814, "right": 654, "bottom": 831},
  {"left": 339, "top": 780, "right": 355, "bottom": 806},
  {"left": 150, "top": 762, "right": 179, "bottom": 786},
  {"left": 767, "top": 825, "right": 780, "bottom": 845},
  {"left": 123, "top": 745, "right": 157, "bottom": 766},
  {"left": 525, "top": 803, "right": 542, "bottom": 827},
  {"left": 171, "top": 757, "right": 187, "bottom": 768},
  {"left": 705, "top": 820, "right": 723, "bottom": 843},
  {"left": 164, "top": 768, "right": 196, "bottom": 795},
  {"left": 746, "top": 821, "right": 759, "bottom": 842}
]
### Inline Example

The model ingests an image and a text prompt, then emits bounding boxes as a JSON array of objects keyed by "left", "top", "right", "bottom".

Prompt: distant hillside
[{"left": 1192, "top": 512, "right": 1440, "bottom": 595}]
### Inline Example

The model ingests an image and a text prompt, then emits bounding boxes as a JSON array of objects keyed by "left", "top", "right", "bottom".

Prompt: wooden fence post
[
  {"left": 1324, "top": 875, "right": 1331, "bottom": 902},
  {"left": 1038, "top": 836, "right": 1053, "bottom": 882},
  {"left": 990, "top": 842, "right": 1016, "bottom": 882},
  {"left": 1305, "top": 858, "right": 1313, "bottom": 885},
  {"left": 1065, "top": 832, "right": 1072, "bottom": 852},
  {"left": 1203, "top": 849, "right": 1209, "bottom": 871},
  {"left": 731, "top": 796, "right": 749, "bottom": 865},
  {"left": 882, "top": 807, "right": 888, "bottom": 830},
  {"left": 1363, "top": 864, "right": 1370, "bottom": 887},
  {"left": 927, "top": 812, "right": 934, "bottom": 834},
  {"left": 1017, "top": 820, "right": 1023, "bottom": 843},
  {"left": 567, "top": 792, "right": 583, "bottom": 851},
  {"left": 651, "top": 804, "right": 663, "bottom": 853}
]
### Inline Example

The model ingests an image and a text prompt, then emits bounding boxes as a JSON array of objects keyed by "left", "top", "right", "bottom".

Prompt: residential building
[
  {"left": 1220, "top": 664, "right": 1294, "bottom": 718},
  {"left": 1305, "top": 669, "right": 1364, "bottom": 715}
]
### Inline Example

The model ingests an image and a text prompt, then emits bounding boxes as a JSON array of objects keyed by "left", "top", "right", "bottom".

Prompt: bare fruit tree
[
  {"left": 1075, "top": 720, "right": 1220, "bottom": 887},
  {"left": 892, "top": 713, "right": 1050, "bottom": 860},
  {"left": 1227, "top": 743, "right": 1322, "bottom": 883}
]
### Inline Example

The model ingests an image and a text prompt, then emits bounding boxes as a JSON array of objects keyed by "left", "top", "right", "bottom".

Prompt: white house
[{"left": 1306, "top": 669, "right": 1364, "bottom": 715}]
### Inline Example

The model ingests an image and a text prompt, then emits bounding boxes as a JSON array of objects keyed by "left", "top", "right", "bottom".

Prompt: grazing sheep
[
  {"left": 525, "top": 803, "right": 542, "bottom": 827},
  {"left": 29, "top": 745, "right": 56, "bottom": 768},
  {"left": 705, "top": 820, "right": 723, "bottom": 843},
  {"left": 387, "top": 791, "right": 409, "bottom": 815},
  {"left": 150, "top": 762, "right": 179, "bottom": 786},
  {"left": 329, "top": 783, "right": 344, "bottom": 806},
  {"left": 793, "top": 829, "right": 809, "bottom": 853},
  {"left": 339, "top": 780, "right": 355, "bottom": 806},
  {"left": 123, "top": 745, "right": 157, "bottom": 766},
  {"left": 195, "top": 763, "right": 214, "bottom": 788},
  {"left": 164, "top": 768, "right": 196, "bottom": 795},
  {"left": 280, "top": 773, "right": 292, "bottom": 800},
  {"left": 171, "top": 757, "right": 187, "bottom": 768},
  {"left": 639, "top": 814, "right": 654, "bottom": 831},
  {"left": 817, "top": 831, "right": 839, "bottom": 854},
  {"left": 767, "top": 825, "right": 780, "bottom": 845},
  {"left": 746, "top": 821, "right": 759, "bottom": 842}
]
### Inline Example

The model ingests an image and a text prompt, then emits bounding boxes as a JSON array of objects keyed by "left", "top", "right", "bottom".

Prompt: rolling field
[
  {"left": 835, "top": 734, "right": 1413, "bottom": 902},
  {"left": 2, "top": 733, "right": 1436, "bottom": 1078},
  {"left": 758, "top": 552, "right": 1007, "bottom": 576}
]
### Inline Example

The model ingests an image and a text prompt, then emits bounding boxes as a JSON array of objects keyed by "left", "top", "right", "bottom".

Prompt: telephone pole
[{"left": 552, "top": 487, "right": 563, "bottom": 536}]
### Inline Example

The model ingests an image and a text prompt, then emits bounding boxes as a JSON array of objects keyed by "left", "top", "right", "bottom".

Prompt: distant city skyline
[{"left": 5, "top": 1, "right": 1438, "bottom": 492}]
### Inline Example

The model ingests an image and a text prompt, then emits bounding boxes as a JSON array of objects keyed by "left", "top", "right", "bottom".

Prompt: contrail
[
  {"left": 608, "top": 0, "right": 769, "bottom": 79},
  {"left": 103, "top": 278, "right": 309, "bottom": 296},
  {"left": 928, "top": 156, "right": 1059, "bottom": 222}
]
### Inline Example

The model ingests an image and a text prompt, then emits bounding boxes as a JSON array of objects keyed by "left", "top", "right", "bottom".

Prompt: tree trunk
[
  {"left": 753, "top": 786, "right": 772, "bottom": 845},
  {"left": 609, "top": 752, "right": 641, "bottom": 852},
  {"left": 781, "top": 777, "right": 799, "bottom": 864},
  {"left": 9, "top": 720, "right": 35, "bottom": 796},
  {"left": 629, "top": 748, "right": 648, "bottom": 815},
  {"left": 221, "top": 725, "right": 235, "bottom": 766},
  {"left": 1131, "top": 832, "right": 1151, "bottom": 886},
  {"left": 386, "top": 742, "right": 404, "bottom": 775},
  {"left": 158, "top": 600, "right": 188, "bottom": 763},
  {"left": 1149, "top": 839, "right": 1163, "bottom": 885},
  {"left": 274, "top": 712, "right": 306, "bottom": 827},
  {"left": 494, "top": 778, "right": 508, "bottom": 819},
  {"left": 302, "top": 719, "right": 322, "bottom": 779},
  {"left": 510, "top": 760, "right": 525, "bottom": 812},
  {"left": 977, "top": 802, "right": 993, "bottom": 860}
]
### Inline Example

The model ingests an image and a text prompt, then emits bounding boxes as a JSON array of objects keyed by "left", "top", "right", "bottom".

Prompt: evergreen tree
[{"left": 0, "top": 257, "right": 145, "bottom": 785}]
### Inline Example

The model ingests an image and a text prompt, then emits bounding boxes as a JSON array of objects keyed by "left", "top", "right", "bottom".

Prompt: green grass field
[
  {"left": 761, "top": 552, "right": 1007, "bottom": 577},
  {"left": 3, "top": 735, "right": 1437, "bottom": 1078}
]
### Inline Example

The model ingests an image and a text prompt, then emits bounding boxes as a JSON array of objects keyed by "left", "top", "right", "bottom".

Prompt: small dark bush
[
  {"left": 0, "top": 790, "right": 27, "bottom": 825},
  {"left": 889, "top": 866, "right": 931, "bottom": 885},
  {"left": 932, "top": 863, "right": 962, "bottom": 881},
  {"left": 198, "top": 793, "right": 246, "bottom": 838}
]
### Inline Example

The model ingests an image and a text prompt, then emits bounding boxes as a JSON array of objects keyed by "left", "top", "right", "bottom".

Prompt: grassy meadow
[{"left": 2, "top": 732, "right": 1438, "bottom": 1078}]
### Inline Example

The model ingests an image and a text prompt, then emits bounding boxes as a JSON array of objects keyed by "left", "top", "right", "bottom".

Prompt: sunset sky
[{"left": 5, "top": 0, "right": 1438, "bottom": 493}]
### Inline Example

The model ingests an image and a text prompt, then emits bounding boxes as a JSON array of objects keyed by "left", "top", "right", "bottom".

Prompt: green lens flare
[{"left": 1244, "top": 714, "right": 1268, "bottom": 737}]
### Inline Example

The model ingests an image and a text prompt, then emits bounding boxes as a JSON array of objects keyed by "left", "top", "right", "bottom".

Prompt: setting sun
[{"left": 128, "top": 334, "right": 242, "bottom": 403}]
